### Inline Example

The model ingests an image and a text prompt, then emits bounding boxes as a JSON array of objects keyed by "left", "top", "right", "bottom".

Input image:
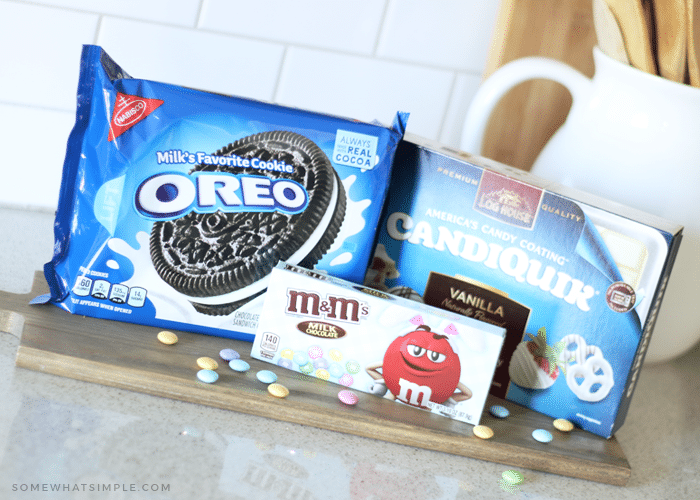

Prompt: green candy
[{"left": 502, "top": 470, "right": 524, "bottom": 485}]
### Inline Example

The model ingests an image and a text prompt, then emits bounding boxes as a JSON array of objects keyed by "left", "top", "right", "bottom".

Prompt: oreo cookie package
[{"left": 41, "top": 45, "right": 407, "bottom": 341}]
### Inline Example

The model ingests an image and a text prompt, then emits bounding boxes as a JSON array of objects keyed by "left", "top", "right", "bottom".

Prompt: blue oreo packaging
[
  {"left": 42, "top": 45, "right": 407, "bottom": 342},
  {"left": 365, "top": 134, "right": 682, "bottom": 437}
]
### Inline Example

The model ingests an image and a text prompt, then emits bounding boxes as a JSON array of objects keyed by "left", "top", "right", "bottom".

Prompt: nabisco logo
[
  {"left": 286, "top": 289, "right": 369, "bottom": 324},
  {"left": 114, "top": 99, "right": 146, "bottom": 126},
  {"left": 108, "top": 92, "right": 164, "bottom": 141},
  {"left": 474, "top": 170, "right": 542, "bottom": 229}
]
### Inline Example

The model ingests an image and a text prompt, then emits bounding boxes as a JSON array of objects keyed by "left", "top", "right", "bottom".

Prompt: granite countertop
[{"left": 1, "top": 206, "right": 698, "bottom": 499}]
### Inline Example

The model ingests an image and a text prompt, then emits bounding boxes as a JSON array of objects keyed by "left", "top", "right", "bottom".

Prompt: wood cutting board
[
  {"left": 479, "top": 0, "right": 598, "bottom": 171},
  {"left": 1, "top": 273, "right": 631, "bottom": 486}
]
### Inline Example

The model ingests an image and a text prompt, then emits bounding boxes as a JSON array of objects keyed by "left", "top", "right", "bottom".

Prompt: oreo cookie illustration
[{"left": 149, "top": 130, "right": 347, "bottom": 315}]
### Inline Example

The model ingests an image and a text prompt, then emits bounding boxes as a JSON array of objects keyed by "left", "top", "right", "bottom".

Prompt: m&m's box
[{"left": 251, "top": 263, "right": 506, "bottom": 426}]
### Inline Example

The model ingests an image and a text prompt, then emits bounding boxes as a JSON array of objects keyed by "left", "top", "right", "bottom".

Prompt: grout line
[
  {"left": 195, "top": 0, "right": 208, "bottom": 29},
  {"left": 0, "top": 100, "right": 74, "bottom": 115},
  {"left": 271, "top": 46, "right": 290, "bottom": 105},
  {"left": 93, "top": 14, "right": 104, "bottom": 45},
  {"left": 436, "top": 71, "right": 459, "bottom": 142},
  {"left": 372, "top": 0, "right": 391, "bottom": 57}
]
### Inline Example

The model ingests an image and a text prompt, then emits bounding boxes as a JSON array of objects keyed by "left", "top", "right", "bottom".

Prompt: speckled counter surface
[{"left": 1, "top": 206, "right": 699, "bottom": 500}]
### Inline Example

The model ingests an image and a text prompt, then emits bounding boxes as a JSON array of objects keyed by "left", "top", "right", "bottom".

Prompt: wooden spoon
[
  {"left": 593, "top": 0, "right": 630, "bottom": 64},
  {"left": 605, "top": 0, "right": 657, "bottom": 74},
  {"left": 653, "top": 0, "right": 687, "bottom": 82},
  {"left": 688, "top": 0, "right": 700, "bottom": 86}
]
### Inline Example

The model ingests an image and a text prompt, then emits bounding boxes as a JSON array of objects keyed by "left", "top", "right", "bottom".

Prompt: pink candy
[
  {"left": 308, "top": 345, "right": 323, "bottom": 360},
  {"left": 338, "top": 390, "right": 359, "bottom": 406}
]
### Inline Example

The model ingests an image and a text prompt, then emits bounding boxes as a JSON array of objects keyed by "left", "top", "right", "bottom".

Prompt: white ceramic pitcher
[{"left": 461, "top": 47, "right": 700, "bottom": 364}]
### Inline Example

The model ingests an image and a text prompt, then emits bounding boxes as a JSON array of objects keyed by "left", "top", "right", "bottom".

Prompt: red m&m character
[{"left": 367, "top": 325, "right": 472, "bottom": 408}]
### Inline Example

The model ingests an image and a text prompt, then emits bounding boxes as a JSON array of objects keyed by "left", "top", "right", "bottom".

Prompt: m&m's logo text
[{"left": 286, "top": 289, "right": 369, "bottom": 324}]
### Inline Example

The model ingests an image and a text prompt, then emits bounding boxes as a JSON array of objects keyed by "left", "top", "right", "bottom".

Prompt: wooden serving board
[
  {"left": 2, "top": 273, "right": 631, "bottom": 486},
  {"left": 480, "top": 0, "right": 598, "bottom": 171}
]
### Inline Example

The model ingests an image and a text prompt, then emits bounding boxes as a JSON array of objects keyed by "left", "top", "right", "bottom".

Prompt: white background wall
[{"left": 0, "top": 0, "right": 499, "bottom": 210}]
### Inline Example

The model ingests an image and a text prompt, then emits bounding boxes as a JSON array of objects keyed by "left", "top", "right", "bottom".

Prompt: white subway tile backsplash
[
  {"left": 275, "top": 47, "right": 453, "bottom": 140},
  {"left": 0, "top": 1, "right": 99, "bottom": 111},
  {"left": 199, "top": 0, "right": 386, "bottom": 55},
  {"left": 22, "top": 0, "right": 202, "bottom": 26},
  {"left": 0, "top": 0, "right": 499, "bottom": 208},
  {"left": 377, "top": 0, "right": 499, "bottom": 72},
  {"left": 96, "top": 17, "right": 284, "bottom": 100},
  {"left": 0, "top": 103, "right": 74, "bottom": 209}
]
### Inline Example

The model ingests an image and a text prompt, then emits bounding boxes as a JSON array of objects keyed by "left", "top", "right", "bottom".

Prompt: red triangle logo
[{"left": 108, "top": 92, "right": 164, "bottom": 141}]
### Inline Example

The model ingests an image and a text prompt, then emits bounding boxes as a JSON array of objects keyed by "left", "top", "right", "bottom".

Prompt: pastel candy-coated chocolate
[
  {"left": 489, "top": 405, "right": 510, "bottom": 419},
  {"left": 553, "top": 418, "right": 574, "bottom": 432},
  {"left": 308, "top": 345, "right": 323, "bottom": 359},
  {"left": 229, "top": 359, "right": 250, "bottom": 372},
  {"left": 313, "top": 357, "right": 329, "bottom": 369},
  {"left": 293, "top": 353, "right": 309, "bottom": 366},
  {"left": 197, "top": 357, "right": 218, "bottom": 370},
  {"left": 277, "top": 358, "right": 293, "bottom": 369},
  {"left": 268, "top": 383, "right": 289, "bottom": 398},
  {"left": 157, "top": 330, "right": 178, "bottom": 345},
  {"left": 345, "top": 360, "right": 361, "bottom": 374},
  {"left": 473, "top": 425, "right": 494, "bottom": 439},
  {"left": 256, "top": 370, "right": 278, "bottom": 384},
  {"left": 532, "top": 429, "right": 553, "bottom": 443},
  {"left": 197, "top": 369, "right": 218, "bottom": 384},
  {"left": 502, "top": 470, "right": 524, "bottom": 485},
  {"left": 338, "top": 390, "right": 359, "bottom": 405},
  {"left": 219, "top": 348, "right": 240, "bottom": 361},
  {"left": 328, "top": 363, "right": 345, "bottom": 378}
]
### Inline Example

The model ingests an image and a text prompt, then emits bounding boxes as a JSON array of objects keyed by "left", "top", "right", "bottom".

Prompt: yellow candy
[
  {"left": 315, "top": 369, "right": 330, "bottom": 381},
  {"left": 157, "top": 330, "right": 178, "bottom": 345},
  {"left": 473, "top": 425, "right": 494, "bottom": 440},
  {"left": 329, "top": 349, "right": 343, "bottom": 362},
  {"left": 197, "top": 357, "right": 218, "bottom": 370},
  {"left": 553, "top": 418, "right": 574, "bottom": 432},
  {"left": 268, "top": 383, "right": 290, "bottom": 398},
  {"left": 280, "top": 349, "right": 294, "bottom": 360}
]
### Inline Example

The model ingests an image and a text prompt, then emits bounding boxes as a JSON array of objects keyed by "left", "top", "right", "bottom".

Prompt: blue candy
[
  {"left": 532, "top": 429, "right": 553, "bottom": 443},
  {"left": 256, "top": 370, "right": 278, "bottom": 384},
  {"left": 197, "top": 369, "right": 218, "bottom": 384},
  {"left": 293, "top": 353, "right": 309, "bottom": 366},
  {"left": 229, "top": 359, "right": 250, "bottom": 372},
  {"left": 490, "top": 405, "right": 510, "bottom": 419}
]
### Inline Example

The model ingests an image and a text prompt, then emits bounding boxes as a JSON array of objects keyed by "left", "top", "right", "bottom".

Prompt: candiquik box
[
  {"left": 251, "top": 263, "right": 506, "bottom": 426},
  {"left": 365, "top": 134, "right": 683, "bottom": 438}
]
